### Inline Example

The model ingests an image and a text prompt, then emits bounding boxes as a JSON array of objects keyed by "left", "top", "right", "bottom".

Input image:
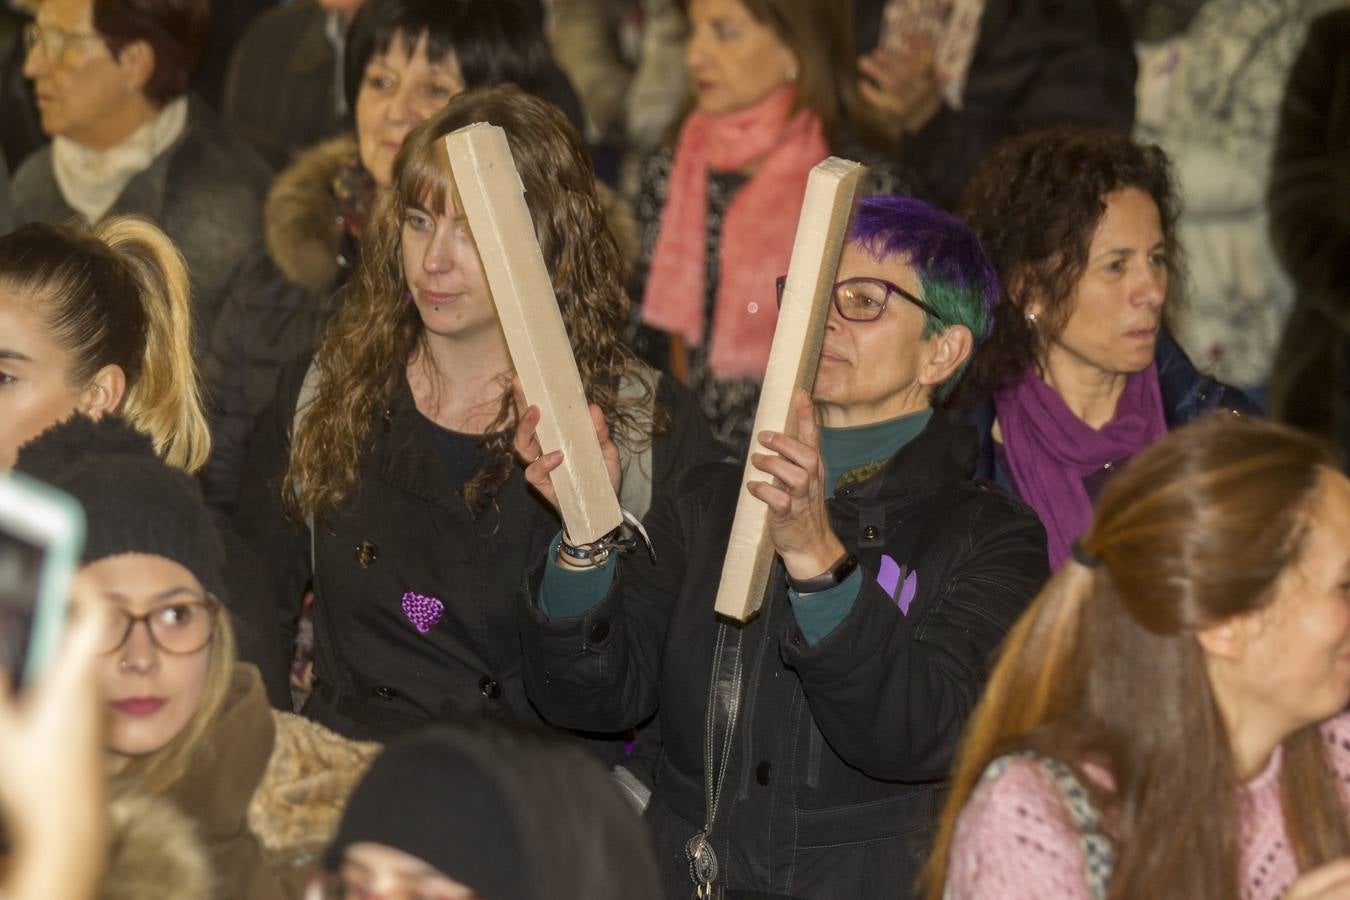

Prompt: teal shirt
[
  {"left": 790, "top": 408, "right": 933, "bottom": 644},
  {"left": 540, "top": 408, "right": 934, "bottom": 646}
]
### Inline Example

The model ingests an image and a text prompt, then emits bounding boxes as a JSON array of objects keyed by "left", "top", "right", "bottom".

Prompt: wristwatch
[{"left": 785, "top": 552, "right": 859, "bottom": 594}]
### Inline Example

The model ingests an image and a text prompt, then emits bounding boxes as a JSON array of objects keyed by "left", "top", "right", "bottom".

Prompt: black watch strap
[{"left": 786, "top": 552, "right": 859, "bottom": 594}]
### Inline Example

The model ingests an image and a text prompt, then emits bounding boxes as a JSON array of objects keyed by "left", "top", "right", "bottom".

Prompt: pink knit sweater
[{"left": 946, "top": 712, "right": 1350, "bottom": 898}]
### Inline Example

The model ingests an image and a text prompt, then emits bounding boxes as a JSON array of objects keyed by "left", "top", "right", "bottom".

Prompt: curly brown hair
[
  {"left": 947, "top": 128, "right": 1183, "bottom": 408},
  {"left": 285, "top": 85, "right": 656, "bottom": 521}
]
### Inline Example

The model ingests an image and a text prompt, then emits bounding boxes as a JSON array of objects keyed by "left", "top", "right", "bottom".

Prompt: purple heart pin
[{"left": 401, "top": 591, "right": 444, "bottom": 634}]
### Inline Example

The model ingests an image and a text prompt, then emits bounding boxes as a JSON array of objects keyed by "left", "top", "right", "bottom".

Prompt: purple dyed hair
[{"left": 847, "top": 195, "right": 1000, "bottom": 350}]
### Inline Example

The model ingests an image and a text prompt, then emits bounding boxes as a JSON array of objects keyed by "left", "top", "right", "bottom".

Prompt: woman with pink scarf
[{"left": 632, "top": 0, "right": 905, "bottom": 451}]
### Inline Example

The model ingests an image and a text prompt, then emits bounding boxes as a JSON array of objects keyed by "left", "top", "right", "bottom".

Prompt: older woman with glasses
[
  {"left": 514, "top": 195, "right": 1048, "bottom": 898},
  {"left": 12, "top": 0, "right": 270, "bottom": 347},
  {"left": 14, "top": 415, "right": 378, "bottom": 900}
]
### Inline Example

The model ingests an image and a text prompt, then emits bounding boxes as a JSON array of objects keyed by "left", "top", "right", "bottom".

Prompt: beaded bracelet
[{"left": 557, "top": 508, "right": 656, "bottom": 567}]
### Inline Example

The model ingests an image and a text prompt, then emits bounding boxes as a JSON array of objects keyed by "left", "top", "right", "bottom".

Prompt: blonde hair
[{"left": 0, "top": 217, "right": 210, "bottom": 472}]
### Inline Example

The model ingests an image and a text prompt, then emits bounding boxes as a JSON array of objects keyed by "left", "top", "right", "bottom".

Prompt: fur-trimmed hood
[
  {"left": 264, "top": 134, "right": 358, "bottom": 293},
  {"left": 250, "top": 711, "right": 382, "bottom": 881},
  {"left": 101, "top": 787, "right": 215, "bottom": 900}
]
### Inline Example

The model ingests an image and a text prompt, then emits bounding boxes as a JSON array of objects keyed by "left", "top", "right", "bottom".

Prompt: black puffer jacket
[
  {"left": 521, "top": 410, "right": 1047, "bottom": 899},
  {"left": 234, "top": 360, "right": 723, "bottom": 744},
  {"left": 202, "top": 136, "right": 359, "bottom": 516}
]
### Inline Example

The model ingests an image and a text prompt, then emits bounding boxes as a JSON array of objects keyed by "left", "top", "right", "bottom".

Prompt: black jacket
[
  {"left": 521, "top": 411, "right": 1047, "bottom": 898},
  {"left": 202, "top": 136, "right": 359, "bottom": 516},
  {"left": 233, "top": 360, "right": 722, "bottom": 742}
]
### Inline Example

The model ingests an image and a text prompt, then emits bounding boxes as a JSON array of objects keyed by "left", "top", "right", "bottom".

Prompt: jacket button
[
  {"left": 355, "top": 540, "right": 379, "bottom": 567},
  {"left": 862, "top": 525, "right": 879, "bottom": 541},
  {"left": 372, "top": 685, "right": 398, "bottom": 701},
  {"left": 479, "top": 676, "right": 501, "bottom": 699},
  {"left": 755, "top": 761, "right": 772, "bottom": 786},
  {"left": 589, "top": 620, "right": 610, "bottom": 643}
]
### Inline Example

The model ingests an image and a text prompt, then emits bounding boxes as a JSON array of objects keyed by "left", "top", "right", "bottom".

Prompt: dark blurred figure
[
  {"left": 188, "top": 0, "right": 272, "bottom": 111},
  {"left": 853, "top": 0, "right": 1137, "bottom": 212},
  {"left": 1269, "top": 8, "right": 1350, "bottom": 468},
  {"left": 0, "top": 145, "right": 12, "bottom": 233},
  {"left": 318, "top": 724, "right": 662, "bottom": 899},
  {"left": 223, "top": 0, "right": 364, "bottom": 170},
  {"left": 0, "top": 0, "right": 44, "bottom": 173}
]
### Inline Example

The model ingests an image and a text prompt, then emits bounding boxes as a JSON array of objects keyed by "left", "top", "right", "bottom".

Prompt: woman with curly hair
[
  {"left": 949, "top": 128, "right": 1257, "bottom": 569},
  {"left": 234, "top": 84, "right": 717, "bottom": 743},
  {"left": 927, "top": 414, "right": 1350, "bottom": 900}
]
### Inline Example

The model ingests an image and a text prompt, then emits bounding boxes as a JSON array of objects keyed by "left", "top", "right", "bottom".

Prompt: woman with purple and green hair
[{"left": 511, "top": 194, "right": 1048, "bottom": 898}]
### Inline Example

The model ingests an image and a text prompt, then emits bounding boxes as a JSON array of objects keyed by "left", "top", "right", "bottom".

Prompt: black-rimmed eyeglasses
[{"left": 775, "top": 275, "right": 946, "bottom": 325}]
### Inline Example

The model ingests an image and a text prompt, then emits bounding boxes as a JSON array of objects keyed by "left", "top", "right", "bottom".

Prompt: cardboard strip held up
[
  {"left": 713, "top": 157, "right": 866, "bottom": 621},
  {"left": 443, "top": 123, "right": 623, "bottom": 543}
]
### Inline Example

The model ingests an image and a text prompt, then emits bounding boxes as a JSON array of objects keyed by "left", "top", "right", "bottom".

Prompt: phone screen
[
  {"left": 0, "top": 474, "right": 84, "bottom": 690},
  {"left": 0, "top": 529, "right": 46, "bottom": 690}
]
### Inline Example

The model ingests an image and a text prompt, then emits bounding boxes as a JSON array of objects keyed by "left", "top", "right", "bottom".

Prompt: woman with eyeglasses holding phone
[
  {"left": 14, "top": 415, "right": 378, "bottom": 900},
  {"left": 514, "top": 196, "right": 1047, "bottom": 898}
]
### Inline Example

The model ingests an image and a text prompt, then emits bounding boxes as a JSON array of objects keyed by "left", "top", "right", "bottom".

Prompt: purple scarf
[{"left": 996, "top": 365, "right": 1167, "bottom": 569}]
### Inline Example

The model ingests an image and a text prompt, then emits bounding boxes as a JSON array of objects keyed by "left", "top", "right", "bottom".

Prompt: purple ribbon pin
[
  {"left": 401, "top": 591, "right": 444, "bottom": 634},
  {"left": 877, "top": 555, "right": 919, "bottom": 616}
]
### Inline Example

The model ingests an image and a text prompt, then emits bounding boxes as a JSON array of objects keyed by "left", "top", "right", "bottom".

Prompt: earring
[
  {"left": 403, "top": 289, "right": 414, "bottom": 301},
  {"left": 1025, "top": 312, "right": 1038, "bottom": 326}
]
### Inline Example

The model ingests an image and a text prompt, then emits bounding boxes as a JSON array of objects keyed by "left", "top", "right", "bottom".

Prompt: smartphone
[{"left": 0, "top": 472, "right": 85, "bottom": 690}]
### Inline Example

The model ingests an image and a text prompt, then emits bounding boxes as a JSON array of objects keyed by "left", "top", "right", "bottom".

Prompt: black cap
[
  {"left": 13, "top": 416, "right": 226, "bottom": 601},
  {"left": 325, "top": 727, "right": 531, "bottom": 899}
]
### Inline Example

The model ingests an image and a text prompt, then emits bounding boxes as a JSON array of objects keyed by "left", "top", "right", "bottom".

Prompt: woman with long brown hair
[
  {"left": 925, "top": 414, "right": 1350, "bottom": 899},
  {"left": 234, "top": 85, "right": 716, "bottom": 744}
]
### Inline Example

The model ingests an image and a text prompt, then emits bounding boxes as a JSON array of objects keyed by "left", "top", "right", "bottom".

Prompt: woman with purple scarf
[{"left": 949, "top": 128, "right": 1258, "bottom": 570}]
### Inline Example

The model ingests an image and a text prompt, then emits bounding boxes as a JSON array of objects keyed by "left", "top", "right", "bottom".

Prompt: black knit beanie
[
  {"left": 12, "top": 416, "right": 227, "bottom": 601},
  {"left": 324, "top": 726, "right": 532, "bottom": 900}
]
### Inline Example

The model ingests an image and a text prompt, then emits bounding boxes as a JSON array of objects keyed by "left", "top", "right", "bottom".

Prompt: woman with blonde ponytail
[
  {"left": 0, "top": 215, "right": 208, "bottom": 471},
  {"left": 927, "top": 414, "right": 1350, "bottom": 900},
  {"left": 0, "top": 215, "right": 293, "bottom": 707}
]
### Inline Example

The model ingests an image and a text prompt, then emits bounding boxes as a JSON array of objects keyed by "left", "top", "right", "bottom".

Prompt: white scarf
[{"left": 51, "top": 96, "right": 188, "bottom": 224}]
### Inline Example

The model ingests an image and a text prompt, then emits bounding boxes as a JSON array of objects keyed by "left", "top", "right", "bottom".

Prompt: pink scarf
[{"left": 641, "top": 87, "right": 829, "bottom": 380}]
